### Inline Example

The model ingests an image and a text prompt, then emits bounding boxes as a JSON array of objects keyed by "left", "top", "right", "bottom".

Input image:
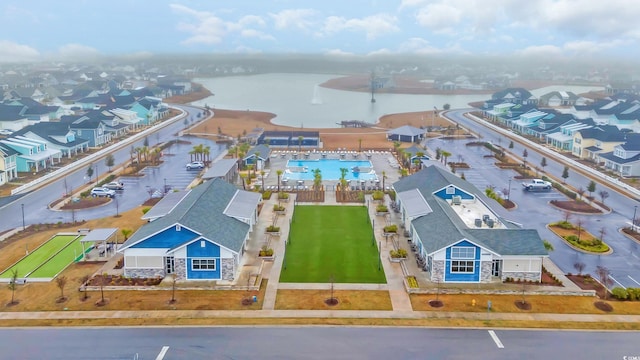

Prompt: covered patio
[{"left": 79, "top": 228, "right": 119, "bottom": 260}]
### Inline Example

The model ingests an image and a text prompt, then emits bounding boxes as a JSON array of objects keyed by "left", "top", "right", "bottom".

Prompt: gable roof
[
  {"left": 120, "top": 178, "right": 255, "bottom": 253},
  {"left": 387, "top": 125, "right": 424, "bottom": 137},
  {"left": 245, "top": 144, "right": 270, "bottom": 159}
]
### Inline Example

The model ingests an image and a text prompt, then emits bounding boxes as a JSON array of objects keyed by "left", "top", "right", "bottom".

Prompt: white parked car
[
  {"left": 103, "top": 181, "right": 124, "bottom": 190},
  {"left": 186, "top": 161, "right": 205, "bottom": 170},
  {"left": 90, "top": 187, "right": 116, "bottom": 198}
]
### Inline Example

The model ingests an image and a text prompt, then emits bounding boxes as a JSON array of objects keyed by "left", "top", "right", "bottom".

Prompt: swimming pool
[{"left": 284, "top": 159, "right": 377, "bottom": 181}]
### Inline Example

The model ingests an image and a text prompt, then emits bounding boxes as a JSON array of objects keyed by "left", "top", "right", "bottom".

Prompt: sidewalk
[{"left": 0, "top": 308, "right": 637, "bottom": 324}]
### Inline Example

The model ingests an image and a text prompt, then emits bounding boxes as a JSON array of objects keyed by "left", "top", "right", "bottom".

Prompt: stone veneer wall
[
  {"left": 221, "top": 258, "right": 235, "bottom": 281},
  {"left": 124, "top": 268, "right": 165, "bottom": 278},
  {"left": 431, "top": 260, "right": 444, "bottom": 282},
  {"left": 174, "top": 258, "right": 186, "bottom": 280},
  {"left": 502, "top": 271, "right": 541, "bottom": 282},
  {"left": 480, "top": 261, "right": 492, "bottom": 283}
]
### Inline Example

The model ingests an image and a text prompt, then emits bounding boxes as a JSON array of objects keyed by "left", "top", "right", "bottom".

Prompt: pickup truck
[{"left": 522, "top": 179, "right": 552, "bottom": 191}]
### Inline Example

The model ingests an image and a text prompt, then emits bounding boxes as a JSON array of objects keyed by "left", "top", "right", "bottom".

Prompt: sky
[{"left": 1, "top": 0, "right": 639, "bottom": 63}]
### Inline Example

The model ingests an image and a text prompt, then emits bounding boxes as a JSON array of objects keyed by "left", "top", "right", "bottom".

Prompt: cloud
[
  {"left": 56, "top": 44, "right": 102, "bottom": 60},
  {"left": 321, "top": 14, "right": 399, "bottom": 40},
  {"left": 0, "top": 40, "right": 40, "bottom": 63},
  {"left": 269, "top": 9, "right": 317, "bottom": 31},
  {"left": 170, "top": 4, "right": 270, "bottom": 45},
  {"left": 415, "top": 3, "right": 463, "bottom": 34},
  {"left": 324, "top": 48, "right": 355, "bottom": 56},
  {"left": 515, "top": 45, "right": 563, "bottom": 58}
]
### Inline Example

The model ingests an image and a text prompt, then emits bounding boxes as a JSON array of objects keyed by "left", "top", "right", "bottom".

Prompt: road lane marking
[
  {"left": 629, "top": 275, "right": 640, "bottom": 286},
  {"left": 488, "top": 330, "right": 504, "bottom": 349},
  {"left": 155, "top": 346, "right": 170, "bottom": 360},
  {"left": 610, "top": 275, "right": 626, "bottom": 289}
]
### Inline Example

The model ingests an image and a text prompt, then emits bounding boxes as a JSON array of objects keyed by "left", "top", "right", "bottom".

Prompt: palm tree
[
  {"left": 339, "top": 167, "right": 349, "bottom": 190},
  {"left": 440, "top": 150, "right": 451, "bottom": 166},
  {"left": 312, "top": 168, "right": 322, "bottom": 191},
  {"left": 203, "top": 146, "right": 211, "bottom": 164},
  {"left": 276, "top": 170, "right": 283, "bottom": 192},
  {"left": 298, "top": 136, "right": 304, "bottom": 152},
  {"left": 382, "top": 171, "right": 387, "bottom": 190},
  {"left": 260, "top": 170, "right": 266, "bottom": 191}
]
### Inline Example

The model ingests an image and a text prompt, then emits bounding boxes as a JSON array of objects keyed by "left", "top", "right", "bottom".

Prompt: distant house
[
  {"left": 202, "top": 158, "right": 238, "bottom": 183},
  {"left": 538, "top": 91, "right": 582, "bottom": 107},
  {"left": 11, "top": 122, "right": 89, "bottom": 159},
  {"left": 393, "top": 166, "right": 547, "bottom": 283},
  {"left": 0, "top": 144, "right": 18, "bottom": 185},
  {"left": 387, "top": 125, "right": 425, "bottom": 143},
  {"left": 119, "top": 178, "right": 261, "bottom": 281},
  {"left": 572, "top": 125, "right": 627, "bottom": 160},
  {"left": 60, "top": 114, "right": 110, "bottom": 147},
  {"left": 0, "top": 136, "right": 62, "bottom": 172},
  {"left": 0, "top": 104, "right": 29, "bottom": 132},
  {"left": 599, "top": 134, "right": 640, "bottom": 177},
  {"left": 403, "top": 145, "right": 430, "bottom": 169},
  {"left": 490, "top": 88, "right": 537, "bottom": 105}
]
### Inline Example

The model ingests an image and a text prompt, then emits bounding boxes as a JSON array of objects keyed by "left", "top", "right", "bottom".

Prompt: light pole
[
  {"left": 164, "top": 178, "right": 167, "bottom": 195},
  {"left": 507, "top": 178, "right": 512, "bottom": 201},
  {"left": 95, "top": 163, "right": 98, "bottom": 186},
  {"left": 633, "top": 206, "right": 638, "bottom": 232},
  {"left": 21, "top": 203, "right": 25, "bottom": 230}
]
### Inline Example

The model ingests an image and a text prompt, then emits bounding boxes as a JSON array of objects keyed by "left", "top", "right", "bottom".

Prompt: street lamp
[
  {"left": 633, "top": 206, "right": 638, "bottom": 232},
  {"left": 95, "top": 163, "right": 98, "bottom": 185},
  {"left": 164, "top": 178, "right": 167, "bottom": 195},
  {"left": 507, "top": 178, "right": 512, "bottom": 201},
  {"left": 21, "top": 203, "right": 25, "bottom": 231}
]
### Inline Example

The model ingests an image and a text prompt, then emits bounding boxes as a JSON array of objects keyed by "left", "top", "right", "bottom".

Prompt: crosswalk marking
[{"left": 488, "top": 330, "right": 504, "bottom": 349}]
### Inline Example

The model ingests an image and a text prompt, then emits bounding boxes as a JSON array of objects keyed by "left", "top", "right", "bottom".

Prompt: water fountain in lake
[{"left": 311, "top": 84, "right": 323, "bottom": 105}]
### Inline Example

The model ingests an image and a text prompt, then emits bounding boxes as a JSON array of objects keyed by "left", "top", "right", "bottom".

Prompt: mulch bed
[
  {"left": 295, "top": 190, "right": 325, "bottom": 203},
  {"left": 428, "top": 300, "right": 443, "bottom": 308},
  {"left": 566, "top": 274, "right": 612, "bottom": 299},
  {"left": 550, "top": 200, "right": 602, "bottom": 214},
  {"left": 514, "top": 300, "right": 531, "bottom": 310},
  {"left": 87, "top": 274, "right": 162, "bottom": 287},
  {"left": 622, "top": 228, "right": 640, "bottom": 242},
  {"left": 324, "top": 297, "right": 339, "bottom": 306},
  {"left": 60, "top": 197, "right": 111, "bottom": 210},
  {"left": 502, "top": 200, "right": 516, "bottom": 210},
  {"left": 594, "top": 301, "right": 613, "bottom": 312},
  {"left": 336, "top": 191, "right": 364, "bottom": 203}
]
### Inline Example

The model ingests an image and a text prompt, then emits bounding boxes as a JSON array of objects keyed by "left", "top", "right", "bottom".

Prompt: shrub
[
  {"left": 262, "top": 190, "right": 272, "bottom": 200},
  {"left": 387, "top": 190, "right": 396, "bottom": 201},
  {"left": 612, "top": 287, "right": 629, "bottom": 300},
  {"left": 141, "top": 207, "right": 151, "bottom": 214},
  {"left": 376, "top": 204, "right": 388, "bottom": 213},
  {"left": 383, "top": 224, "right": 398, "bottom": 233},
  {"left": 278, "top": 192, "right": 289, "bottom": 200},
  {"left": 357, "top": 192, "right": 365, "bottom": 202},
  {"left": 372, "top": 190, "right": 385, "bottom": 201},
  {"left": 553, "top": 220, "right": 574, "bottom": 229},
  {"left": 266, "top": 225, "right": 280, "bottom": 233},
  {"left": 259, "top": 245, "right": 274, "bottom": 257},
  {"left": 628, "top": 287, "right": 640, "bottom": 301},
  {"left": 406, "top": 276, "right": 419, "bottom": 288},
  {"left": 389, "top": 248, "right": 408, "bottom": 258},
  {"left": 273, "top": 204, "right": 285, "bottom": 212}
]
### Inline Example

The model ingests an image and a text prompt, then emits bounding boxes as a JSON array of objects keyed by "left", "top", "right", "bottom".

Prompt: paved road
[
  {"left": 431, "top": 110, "right": 640, "bottom": 288},
  {"left": 0, "top": 105, "right": 224, "bottom": 233},
  {"left": 0, "top": 327, "right": 637, "bottom": 359}
]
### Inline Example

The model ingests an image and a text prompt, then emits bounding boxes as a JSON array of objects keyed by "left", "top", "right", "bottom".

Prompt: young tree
[
  {"left": 7, "top": 269, "right": 18, "bottom": 305},
  {"left": 509, "top": 141, "right": 514, "bottom": 149},
  {"left": 55, "top": 275, "right": 68, "bottom": 301},
  {"left": 298, "top": 136, "right": 304, "bottom": 153},
  {"left": 598, "top": 190, "right": 610, "bottom": 205},
  {"left": 595, "top": 265, "right": 612, "bottom": 300},
  {"left": 522, "top": 149, "right": 528, "bottom": 169},
  {"left": 312, "top": 168, "right": 322, "bottom": 191},
  {"left": 169, "top": 274, "right": 177, "bottom": 304},
  {"left": 440, "top": 150, "right": 451, "bottom": 166},
  {"left": 561, "top": 166, "right": 569, "bottom": 184},
  {"left": 121, "top": 228, "right": 132, "bottom": 240},
  {"left": 540, "top": 157, "right": 547, "bottom": 172},
  {"left": 542, "top": 239, "right": 554, "bottom": 252},
  {"left": 358, "top": 138, "right": 362, "bottom": 153},
  {"left": 587, "top": 181, "right": 596, "bottom": 199},
  {"left": 86, "top": 165, "right": 94, "bottom": 183},
  {"left": 79, "top": 275, "right": 90, "bottom": 301},
  {"left": 573, "top": 261, "right": 585, "bottom": 276},
  {"left": 381, "top": 171, "right": 387, "bottom": 191},
  {"left": 260, "top": 170, "right": 266, "bottom": 191},
  {"left": 576, "top": 187, "right": 585, "bottom": 202},
  {"left": 105, "top": 154, "right": 115, "bottom": 172}
]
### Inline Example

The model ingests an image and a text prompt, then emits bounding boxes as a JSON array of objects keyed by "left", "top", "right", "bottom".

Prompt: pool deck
[{"left": 262, "top": 150, "right": 403, "bottom": 190}]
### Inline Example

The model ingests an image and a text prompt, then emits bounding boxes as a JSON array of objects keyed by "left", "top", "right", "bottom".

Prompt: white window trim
[
  {"left": 451, "top": 246, "right": 475, "bottom": 259},
  {"left": 450, "top": 260, "right": 474, "bottom": 273},
  {"left": 191, "top": 258, "right": 216, "bottom": 271}
]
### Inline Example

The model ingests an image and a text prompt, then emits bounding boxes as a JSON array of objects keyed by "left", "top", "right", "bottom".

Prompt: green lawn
[
  {"left": 0, "top": 235, "right": 79, "bottom": 279},
  {"left": 280, "top": 205, "right": 386, "bottom": 283},
  {"left": 29, "top": 237, "right": 90, "bottom": 278}
]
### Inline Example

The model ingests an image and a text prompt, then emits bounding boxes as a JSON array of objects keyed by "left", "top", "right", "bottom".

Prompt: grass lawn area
[
  {"left": 29, "top": 237, "right": 90, "bottom": 278},
  {"left": 0, "top": 235, "right": 78, "bottom": 278},
  {"left": 279, "top": 205, "right": 386, "bottom": 283}
]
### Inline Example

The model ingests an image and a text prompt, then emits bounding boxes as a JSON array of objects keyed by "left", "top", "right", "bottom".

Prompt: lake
[{"left": 193, "top": 74, "right": 602, "bottom": 129}]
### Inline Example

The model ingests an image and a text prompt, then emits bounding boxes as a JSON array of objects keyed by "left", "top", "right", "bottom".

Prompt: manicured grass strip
[
  {"left": 280, "top": 205, "right": 386, "bottom": 283},
  {"left": 0, "top": 235, "right": 78, "bottom": 278},
  {"left": 29, "top": 238, "right": 89, "bottom": 278}
]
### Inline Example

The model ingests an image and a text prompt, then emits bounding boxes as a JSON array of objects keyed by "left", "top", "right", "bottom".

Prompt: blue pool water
[{"left": 284, "top": 159, "right": 377, "bottom": 181}]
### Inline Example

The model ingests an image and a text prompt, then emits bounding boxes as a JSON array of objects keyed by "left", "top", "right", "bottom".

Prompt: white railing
[
  {"left": 11, "top": 106, "right": 188, "bottom": 195},
  {"left": 465, "top": 113, "right": 640, "bottom": 200}
]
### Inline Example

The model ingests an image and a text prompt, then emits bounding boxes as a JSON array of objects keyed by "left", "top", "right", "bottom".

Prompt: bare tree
[
  {"left": 563, "top": 210, "right": 572, "bottom": 223},
  {"left": 79, "top": 275, "right": 90, "bottom": 301},
  {"left": 7, "top": 269, "right": 18, "bottom": 305},
  {"left": 598, "top": 190, "right": 609, "bottom": 205},
  {"left": 576, "top": 187, "right": 585, "bottom": 202},
  {"left": 55, "top": 275, "right": 68, "bottom": 301},
  {"left": 169, "top": 274, "right": 177, "bottom": 304},
  {"left": 595, "top": 265, "right": 612, "bottom": 300},
  {"left": 573, "top": 261, "right": 585, "bottom": 276}
]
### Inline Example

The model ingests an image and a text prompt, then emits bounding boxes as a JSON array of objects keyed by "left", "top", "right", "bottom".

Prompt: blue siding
[
  {"left": 186, "top": 239, "right": 221, "bottom": 280},
  {"left": 433, "top": 186, "right": 474, "bottom": 200},
  {"left": 444, "top": 240, "right": 481, "bottom": 282},
  {"left": 131, "top": 225, "right": 198, "bottom": 248}
]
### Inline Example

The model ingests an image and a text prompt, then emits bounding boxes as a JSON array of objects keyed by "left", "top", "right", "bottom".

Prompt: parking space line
[
  {"left": 628, "top": 276, "right": 640, "bottom": 286},
  {"left": 488, "top": 330, "right": 504, "bottom": 349},
  {"left": 155, "top": 346, "right": 170, "bottom": 360},
  {"left": 610, "top": 275, "right": 626, "bottom": 289}
]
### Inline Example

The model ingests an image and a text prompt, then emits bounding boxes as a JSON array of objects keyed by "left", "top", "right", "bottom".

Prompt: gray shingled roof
[
  {"left": 203, "top": 158, "right": 237, "bottom": 179},
  {"left": 387, "top": 125, "right": 424, "bottom": 137},
  {"left": 395, "top": 165, "right": 546, "bottom": 256},
  {"left": 120, "top": 178, "right": 256, "bottom": 253}
]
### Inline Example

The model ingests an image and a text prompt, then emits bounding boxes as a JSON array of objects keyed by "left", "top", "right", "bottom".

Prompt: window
[
  {"left": 176, "top": 224, "right": 181, "bottom": 231},
  {"left": 192, "top": 259, "right": 216, "bottom": 271},
  {"left": 451, "top": 246, "right": 475, "bottom": 259},
  {"left": 446, "top": 185, "right": 455, "bottom": 195},
  {"left": 451, "top": 260, "right": 474, "bottom": 273},
  {"left": 200, "top": 240, "right": 206, "bottom": 248}
]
